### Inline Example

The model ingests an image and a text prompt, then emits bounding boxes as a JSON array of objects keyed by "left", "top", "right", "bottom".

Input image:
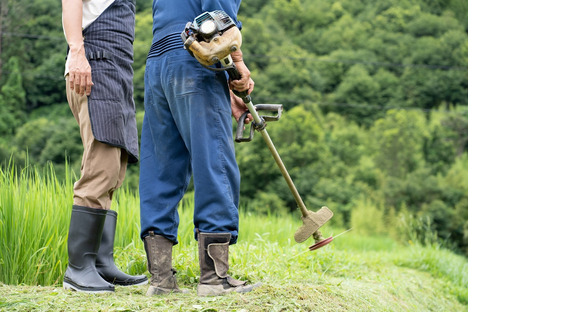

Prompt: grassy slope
[
  {"left": 0, "top": 165, "right": 467, "bottom": 311},
  {"left": 0, "top": 238, "right": 467, "bottom": 311}
]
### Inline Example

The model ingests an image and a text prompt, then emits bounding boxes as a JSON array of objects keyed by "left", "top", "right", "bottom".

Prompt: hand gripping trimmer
[{"left": 182, "top": 11, "right": 334, "bottom": 251}]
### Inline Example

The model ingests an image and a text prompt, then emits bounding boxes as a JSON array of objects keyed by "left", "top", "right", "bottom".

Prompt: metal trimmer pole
[
  {"left": 261, "top": 128, "right": 309, "bottom": 217},
  {"left": 227, "top": 60, "right": 331, "bottom": 246},
  {"left": 244, "top": 100, "right": 327, "bottom": 244},
  {"left": 242, "top": 99, "right": 307, "bottom": 214}
]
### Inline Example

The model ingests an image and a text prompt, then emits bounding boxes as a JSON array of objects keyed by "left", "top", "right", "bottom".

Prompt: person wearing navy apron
[
  {"left": 62, "top": 0, "right": 147, "bottom": 293},
  {"left": 139, "top": 0, "right": 261, "bottom": 296}
]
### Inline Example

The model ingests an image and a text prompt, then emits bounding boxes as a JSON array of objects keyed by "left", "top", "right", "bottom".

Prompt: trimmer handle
[
  {"left": 227, "top": 62, "right": 242, "bottom": 80},
  {"left": 235, "top": 110, "right": 255, "bottom": 142},
  {"left": 235, "top": 104, "right": 283, "bottom": 142},
  {"left": 225, "top": 63, "right": 252, "bottom": 102}
]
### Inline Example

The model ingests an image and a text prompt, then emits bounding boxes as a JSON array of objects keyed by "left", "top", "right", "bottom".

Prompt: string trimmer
[{"left": 181, "top": 10, "right": 334, "bottom": 251}]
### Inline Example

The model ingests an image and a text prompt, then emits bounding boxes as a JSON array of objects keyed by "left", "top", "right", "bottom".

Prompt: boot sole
[
  {"left": 112, "top": 279, "right": 149, "bottom": 287},
  {"left": 63, "top": 281, "right": 115, "bottom": 293},
  {"left": 197, "top": 282, "right": 262, "bottom": 297},
  {"left": 146, "top": 286, "right": 190, "bottom": 296},
  {"left": 104, "top": 276, "right": 149, "bottom": 287}
]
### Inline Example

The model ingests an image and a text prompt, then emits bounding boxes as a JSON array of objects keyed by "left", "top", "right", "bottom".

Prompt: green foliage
[
  {"left": 378, "top": 152, "right": 468, "bottom": 254},
  {"left": 132, "top": 9, "right": 153, "bottom": 110},
  {"left": 2, "top": 0, "right": 468, "bottom": 255},
  {"left": 435, "top": 153, "right": 468, "bottom": 253},
  {"left": 238, "top": 0, "right": 467, "bottom": 117},
  {"left": 407, "top": 11, "right": 462, "bottom": 37},
  {"left": 370, "top": 109, "right": 427, "bottom": 178},
  {"left": 0, "top": 0, "right": 66, "bottom": 109},
  {"left": 12, "top": 116, "right": 83, "bottom": 178},
  {"left": 1, "top": 0, "right": 468, "bottom": 116},
  {"left": 350, "top": 198, "right": 386, "bottom": 235},
  {"left": 235, "top": 103, "right": 468, "bottom": 254},
  {"left": 330, "top": 64, "right": 381, "bottom": 125},
  {"left": 0, "top": 57, "right": 26, "bottom": 135},
  {"left": 424, "top": 107, "right": 467, "bottom": 173},
  {"left": 243, "top": 191, "right": 287, "bottom": 215}
]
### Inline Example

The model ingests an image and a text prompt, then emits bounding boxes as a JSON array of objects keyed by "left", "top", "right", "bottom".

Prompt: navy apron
[{"left": 82, "top": 0, "right": 138, "bottom": 163}]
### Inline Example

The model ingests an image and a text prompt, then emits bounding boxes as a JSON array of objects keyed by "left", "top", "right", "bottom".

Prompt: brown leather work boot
[
  {"left": 143, "top": 231, "right": 188, "bottom": 296},
  {"left": 197, "top": 232, "right": 262, "bottom": 296}
]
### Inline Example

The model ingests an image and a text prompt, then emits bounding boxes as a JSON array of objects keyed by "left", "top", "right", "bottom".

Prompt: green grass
[
  {"left": 0, "top": 163, "right": 467, "bottom": 311},
  {"left": 0, "top": 162, "right": 72, "bottom": 285}
]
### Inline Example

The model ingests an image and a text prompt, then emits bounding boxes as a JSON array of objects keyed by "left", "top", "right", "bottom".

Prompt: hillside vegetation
[
  {"left": 0, "top": 0, "right": 468, "bottom": 255},
  {"left": 0, "top": 163, "right": 467, "bottom": 311}
]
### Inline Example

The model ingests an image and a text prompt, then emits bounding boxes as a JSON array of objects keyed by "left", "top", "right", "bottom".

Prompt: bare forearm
[
  {"left": 62, "top": 0, "right": 93, "bottom": 95},
  {"left": 62, "top": 0, "right": 84, "bottom": 51},
  {"left": 229, "top": 49, "right": 253, "bottom": 93}
]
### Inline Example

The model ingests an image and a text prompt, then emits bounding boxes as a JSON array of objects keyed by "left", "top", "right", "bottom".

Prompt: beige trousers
[{"left": 66, "top": 76, "right": 128, "bottom": 210}]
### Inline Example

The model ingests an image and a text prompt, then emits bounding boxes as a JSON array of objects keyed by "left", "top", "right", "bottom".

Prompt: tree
[
  {"left": 329, "top": 64, "right": 382, "bottom": 126},
  {"left": 0, "top": 0, "right": 469, "bottom": 255},
  {"left": 0, "top": 57, "right": 26, "bottom": 136},
  {"left": 370, "top": 109, "right": 427, "bottom": 178},
  {"left": 0, "top": 0, "right": 7, "bottom": 79},
  {"left": 132, "top": 9, "right": 153, "bottom": 110}
]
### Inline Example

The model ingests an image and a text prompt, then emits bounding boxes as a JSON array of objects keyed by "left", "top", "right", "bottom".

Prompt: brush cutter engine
[{"left": 181, "top": 10, "right": 242, "bottom": 68}]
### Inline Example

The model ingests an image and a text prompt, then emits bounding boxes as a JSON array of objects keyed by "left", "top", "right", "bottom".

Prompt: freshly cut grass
[
  {"left": 1, "top": 245, "right": 467, "bottom": 312},
  {"left": 392, "top": 245, "right": 469, "bottom": 304}
]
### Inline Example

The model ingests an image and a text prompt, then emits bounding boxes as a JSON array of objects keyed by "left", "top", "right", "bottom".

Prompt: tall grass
[
  {"left": 0, "top": 161, "right": 343, "bottom": 285},
  {"left": 1, "top": 161, "right": 467, "bottom": 308},
  {"left": 0, "top": 161, "right": 71, "bottom": 285},
  {"left": 0, "top": 161, "right": 153, "bottom": 285}
]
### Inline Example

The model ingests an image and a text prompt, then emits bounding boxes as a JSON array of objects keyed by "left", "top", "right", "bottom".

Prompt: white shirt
[{"left": 80, "top": 0, "right": 115, "bottom": 30}]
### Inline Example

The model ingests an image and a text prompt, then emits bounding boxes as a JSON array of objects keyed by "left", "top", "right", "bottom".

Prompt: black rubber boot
[
  {"left": 143, "top": 231, "right": 188, "bottom": 296},
  {"left": 96, "top": 210, "right": 148, "bottom": 286},
  {"left": 197, "top": 232, "right": 261, "bottom": 296},
  {"left": 63, "top": 205, "right": 115, "bottom": 293}
]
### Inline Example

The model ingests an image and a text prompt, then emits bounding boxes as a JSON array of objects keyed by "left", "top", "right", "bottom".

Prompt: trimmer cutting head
[{"left": 294, "top": 206, "right": 334, "bottom": 250}]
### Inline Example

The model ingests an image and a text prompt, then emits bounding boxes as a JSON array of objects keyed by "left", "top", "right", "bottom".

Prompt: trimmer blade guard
[{"left": 294, "top": 206, "right": 333, "bottom": 243}]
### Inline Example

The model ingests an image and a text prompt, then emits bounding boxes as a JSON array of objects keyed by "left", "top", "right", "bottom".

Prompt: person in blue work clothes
[{"left": 139, "top": 0, "right": 262, "bottom": 296}]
